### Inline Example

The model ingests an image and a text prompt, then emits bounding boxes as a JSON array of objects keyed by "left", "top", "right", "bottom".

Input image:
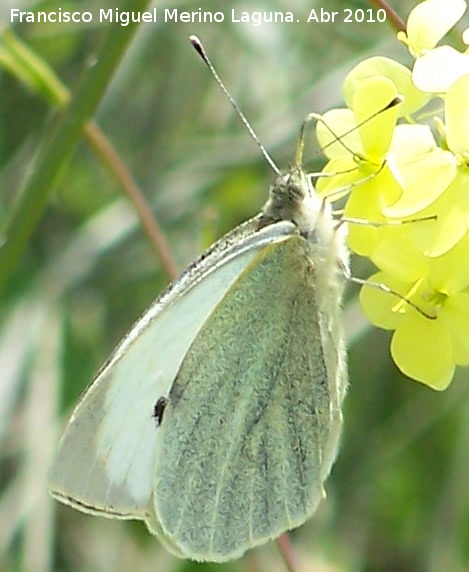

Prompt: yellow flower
[
  {"left": 385, "top": 75, "right": 469, "bottom": 257},
  {"left": 359, "top": 226, "right": 469, "bottom": 389},
  {"left": 398, "top": 0, "right": 467, "bottom": 57},
  {"left": 315, "top": 75, "right": 402, "bottom": 255},
  {"left": 399, "top": 0, "right": 469, "bottom": 92},
  {"left": 312, "top": 1, "right": 469, "bottom": 388}
]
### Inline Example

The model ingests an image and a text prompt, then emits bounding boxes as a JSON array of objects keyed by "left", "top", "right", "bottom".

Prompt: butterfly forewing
[{"left": 48, "top": 220, "right": 299, "bottom": 519}]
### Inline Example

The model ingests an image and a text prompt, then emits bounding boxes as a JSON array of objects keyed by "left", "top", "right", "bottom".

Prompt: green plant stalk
[
  {"left": 0, "top": 28, "right": 68, "bottom": 105},
  {"left": 0, "top": 30, "right": 178, "bottom": 279},
  {"left": 0, "top": 0, "right": 152, "bottom": 298}
]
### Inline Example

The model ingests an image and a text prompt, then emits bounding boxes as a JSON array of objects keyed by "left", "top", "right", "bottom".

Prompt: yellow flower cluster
[{"left": 315, "top": 0, "right": 469, "bottom": 389}]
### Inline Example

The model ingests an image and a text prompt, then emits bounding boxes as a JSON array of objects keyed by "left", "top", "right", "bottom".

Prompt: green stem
[{"left": 0, "top": 0, "right": 152, "bottom": 298}]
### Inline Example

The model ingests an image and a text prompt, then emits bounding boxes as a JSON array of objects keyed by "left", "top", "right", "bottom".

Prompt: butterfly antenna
[{"left": 190, "top": 35, "right": 282, "bottom": 178}]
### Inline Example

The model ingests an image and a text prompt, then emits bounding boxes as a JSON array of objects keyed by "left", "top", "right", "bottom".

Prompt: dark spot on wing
[{"left": 152, "top": 396, "right": 168, "bottom": 427}]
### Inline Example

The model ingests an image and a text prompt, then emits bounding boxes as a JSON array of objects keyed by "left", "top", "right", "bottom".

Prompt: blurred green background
[{"left": 1, "top": 0, "right": 469, "bottom": 571}]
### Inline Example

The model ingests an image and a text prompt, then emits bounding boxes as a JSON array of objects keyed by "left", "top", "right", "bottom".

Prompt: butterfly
[{"left": 48, "top": 35, "right": 349, "bottom": 563}]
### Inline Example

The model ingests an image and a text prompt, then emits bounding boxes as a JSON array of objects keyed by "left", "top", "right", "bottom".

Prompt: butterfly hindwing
[{"left": 151, "top": 235, "right": 346, "bottom": 561}]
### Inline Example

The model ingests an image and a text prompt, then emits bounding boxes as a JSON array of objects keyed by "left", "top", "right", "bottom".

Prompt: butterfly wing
[
  {"left": 48, "top": 219, "right": 297, "bottom": 519},
  {"left": 150, "top": 235, "right": 347, "bottom": 561}
]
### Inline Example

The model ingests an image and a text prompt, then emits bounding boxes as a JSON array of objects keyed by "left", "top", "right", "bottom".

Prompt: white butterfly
[{"left": 48, "top": 37, "right": 349, "bottom": 563}]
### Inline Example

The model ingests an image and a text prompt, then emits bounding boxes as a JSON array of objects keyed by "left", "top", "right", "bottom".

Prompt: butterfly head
[{"left": 260, "top": 166, "right": 340, "bottom": 244}]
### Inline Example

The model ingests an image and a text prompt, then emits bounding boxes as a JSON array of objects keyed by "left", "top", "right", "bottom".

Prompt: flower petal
[
  {"left": 426, "top": 173, "right": 469, "bottom": 256},
  {"left": 370, "top": 225, "right": 428, "bottom": 282},
  {"left": 344, "top": 167, "right": 402, "bottom": 256},
  {"left": 406, "top": 0, "right": 467, "bottom": 54},
  {"left": 359, "top": 271, "right": 408, "bottom": 330},
  {"left": 344, "top": 56, "right": 429, "bottom": 116},
  {"left": 429, "top": 228, "right": 469, "bottom": 293},
  {"left": 316, "top": 108, "right": 363, "bottom": 160},
  {"left": 352, "top": 77, "right": 399, "bottom": 161},
  {"left": 315, "top": 156, "right": 364, "bottom": 200},
  {"left": 391, "top": 311, "right": 454, "bottom": 389},
  {"left": 446, "top": 74, "right": 469, "bottom": 153},
  {"left": 413, "top": 45, "right": 469, "bottom": 93},
  {"left": 384, "top": 129, "right": 457, "bottom": 217}
]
